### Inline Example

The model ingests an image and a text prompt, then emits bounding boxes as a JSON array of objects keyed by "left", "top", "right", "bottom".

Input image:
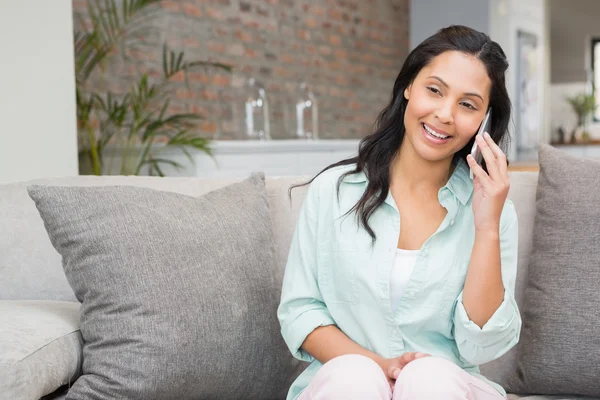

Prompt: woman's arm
[
  {"left": 464, "top": 131, "right": 514, "bottom": 328},
  {"left": 277, "top": 179, "right": 336, "bottom": 363},
  {"left": 452, "top": 205, "right": 521, "bottom": 365},
  {"left": 278, "top": 178, "right": 386, "bottom": 367},
  {"left": 302, "top": 325, "right": 386, "bottom": 367},
  {"left": 455, "top": 132, "right": 521, "bottom": 365},
  {"left": 462, "top": 229, "right": 504, "bottom": 328}
]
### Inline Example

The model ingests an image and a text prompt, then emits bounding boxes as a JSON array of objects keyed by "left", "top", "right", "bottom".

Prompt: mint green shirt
[{"left": 277, "top": 160, "right": 521, "bottom": 399}]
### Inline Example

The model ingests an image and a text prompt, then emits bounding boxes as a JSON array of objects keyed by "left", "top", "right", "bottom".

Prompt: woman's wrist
[
  {"left": 475, "top": 226, "right": 500, "bottom": 240},
  {"left": 373, "top": 354, "right": 387, "bottom": 369},
  {"left": 374, "top": 355, "right": 392, "bottom": 376}
]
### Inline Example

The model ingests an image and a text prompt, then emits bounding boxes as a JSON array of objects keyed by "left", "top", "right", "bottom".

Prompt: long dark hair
[{"left": 291, "top": 25, "right": 512, "bottom": 241}]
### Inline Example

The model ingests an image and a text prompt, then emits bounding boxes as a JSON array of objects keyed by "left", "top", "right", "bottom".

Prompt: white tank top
[{"left": 390, "top": 248, "right": 420, "bottom": 310}]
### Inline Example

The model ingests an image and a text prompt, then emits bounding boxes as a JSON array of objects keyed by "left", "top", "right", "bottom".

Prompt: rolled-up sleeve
[
  {"left": 452, "top": 202, "right": 522, "bottom": 365},
  {"left": 277, "top": 180, "right": 335, "bottom": 362}
]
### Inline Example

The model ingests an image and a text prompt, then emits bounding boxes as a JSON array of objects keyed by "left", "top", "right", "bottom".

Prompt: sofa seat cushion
[{"left": 0, "top": 300, "right": 82, "bottom": 400}]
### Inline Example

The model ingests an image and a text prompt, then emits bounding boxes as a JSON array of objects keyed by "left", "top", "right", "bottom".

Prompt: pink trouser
[{"left": 297, "top": 354, "right": 506, "bottom": 400}]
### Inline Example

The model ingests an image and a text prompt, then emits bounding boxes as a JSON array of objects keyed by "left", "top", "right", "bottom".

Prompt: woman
[{"left": 277, "top": 25, "right": 520, "bottom": 399}]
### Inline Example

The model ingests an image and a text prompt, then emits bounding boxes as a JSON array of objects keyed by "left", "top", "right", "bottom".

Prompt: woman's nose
[{"left": 435, "top": 101, "right": 454, "bottom": 124}]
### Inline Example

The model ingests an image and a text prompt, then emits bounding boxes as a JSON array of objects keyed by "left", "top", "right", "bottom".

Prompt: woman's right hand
[{"left": 380, "top": 352, "right": 431, "bottom": 390}]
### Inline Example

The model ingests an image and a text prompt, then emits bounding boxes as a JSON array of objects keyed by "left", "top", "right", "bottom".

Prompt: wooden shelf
[{"left": 508, "top": 164, "right": 539, "bottom": 172}]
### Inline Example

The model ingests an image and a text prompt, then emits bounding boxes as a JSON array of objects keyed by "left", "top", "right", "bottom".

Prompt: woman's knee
[
  {"left": 305, "top": 354, "right": 390, "bottom": 399},
  {"left": 325, "top": 354, "right": 381, "bottom": 371},
  {"left": 394, "top": 357, "right": 470, "bottom": 399},
  {"left": 322, "top": 354, "right": 388, "bottom": 385}
]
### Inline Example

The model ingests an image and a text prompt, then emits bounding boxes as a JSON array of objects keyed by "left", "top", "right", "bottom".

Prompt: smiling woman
[
  {"left": 403, "top": 51, "right": 493, "bottom": 160},
  {"left": 278, "top": 25, "right": 519, "bottom": 400}
]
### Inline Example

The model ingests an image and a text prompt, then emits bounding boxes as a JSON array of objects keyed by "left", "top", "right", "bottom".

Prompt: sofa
[{"left": 0, "top": 166, "right": 597, "bottom": 399}]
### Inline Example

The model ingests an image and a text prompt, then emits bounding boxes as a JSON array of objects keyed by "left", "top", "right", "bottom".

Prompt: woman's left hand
[{"left": 466, "top": 131, "right": 510, "bottom": 234}]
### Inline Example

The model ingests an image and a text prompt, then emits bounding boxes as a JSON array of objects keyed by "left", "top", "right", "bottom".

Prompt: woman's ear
[{"left": 404, "top": 85, "right": 411, "bottom": 100}]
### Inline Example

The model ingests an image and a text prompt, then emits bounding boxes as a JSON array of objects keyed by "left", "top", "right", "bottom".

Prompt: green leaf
[
  {"left": 75, "top": 0, "right": 230, "bottom": 177},
  {"left": 75, "top": 0, "right": 161, "bottom": 82},
  {"left": 163, "top": 113, "right": 203, "bottom": 126},
  {"left": 162, "top": 43, "right": 168, "bottom": 79},
  {"left": 167, "top": 130, "right": 188, "bottom": 144},
  {"left": 146, "top": 158, "right": 182, "bottom": 168},
  {"left": 149, "top": 161, "right": 164, "bottom": 177},
  {"left": 176, "top": 51, "right": 184, "bottom": 71},
  {"left": 179, "top": 146, "right": 194, "bottom": 165},
  {"left": 188, "top": 60, "right": 233, "bottom": 72},
  {"left": 145, "top": 157, "right": 182, "bottom": 177}
]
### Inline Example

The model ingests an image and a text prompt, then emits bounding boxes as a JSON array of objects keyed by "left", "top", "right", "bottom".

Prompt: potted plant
[
  {"left": 565, "top": 93, "right": 596, "bottom": 143},
  {"left": 75, "top": 0, "right": 231, "bottom": 175}
]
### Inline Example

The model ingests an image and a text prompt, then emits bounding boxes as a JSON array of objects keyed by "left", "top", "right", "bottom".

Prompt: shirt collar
[
  {"left": 444, "top": 159, "right": 473, "bottom": 206},
  {"left": 341, "top": 159, "right": 473, "bottom": 206}
]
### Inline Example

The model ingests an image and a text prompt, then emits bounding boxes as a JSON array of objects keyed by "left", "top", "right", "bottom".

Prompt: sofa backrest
[
  {"left": 0, "top": 171, "right": 539, "bottom": 321},
  {"left": 0, "top": 174, "right": 310, "bottom": 301}
]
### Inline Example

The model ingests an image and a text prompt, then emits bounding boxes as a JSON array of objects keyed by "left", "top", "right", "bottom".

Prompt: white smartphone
[{"left": 469, "top": 108, "right": 492, "bottom": 179}]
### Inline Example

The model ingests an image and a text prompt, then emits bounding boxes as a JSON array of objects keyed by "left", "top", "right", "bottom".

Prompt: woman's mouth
[{"left": 421, "top": 123, "right": 452, "bottom": 144}]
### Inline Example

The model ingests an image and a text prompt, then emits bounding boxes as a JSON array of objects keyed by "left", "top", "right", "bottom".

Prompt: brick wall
[{"left": 72, "top": 0, "right": 409, "bottom": 140}]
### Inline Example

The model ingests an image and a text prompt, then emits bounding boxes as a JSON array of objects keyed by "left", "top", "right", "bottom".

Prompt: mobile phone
[{"left": 469, "top": 108, "right": 492, "bottom": 179}]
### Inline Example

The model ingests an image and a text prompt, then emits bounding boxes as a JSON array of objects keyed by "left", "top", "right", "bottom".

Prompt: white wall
[
  {"left": 0, "top": 1, "right": 78, "bottom": 183},
  {"left": 410, "top": 0, "right": 490, "bottom": 50}
]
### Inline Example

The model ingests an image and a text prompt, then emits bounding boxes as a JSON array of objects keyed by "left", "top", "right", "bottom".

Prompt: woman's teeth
[{"left": 423, "top": 124, "right": 449, "bottom": 139}]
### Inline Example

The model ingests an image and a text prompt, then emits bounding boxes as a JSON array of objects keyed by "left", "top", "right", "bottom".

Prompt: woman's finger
[
  {"left": 476, "top": 135, "right": 501, "bottom": 181},
  {"left": 398, "top": 352, "right": 415, "bottom": 366},
  {"left": 467, "top": 154, "right": 494, "bottom": 191},
  {"left": 483, "top": 132, "right": 509, "bottom": 179},
  {"left": 398, "top": 352, "right": 429, "bottom": 367},
  {"left": 390, "top": 352, "right": 431, "bottom": 379},
  {"left": 473, "top": 175, "right": 482, "bottom": 192},
  {"left": 483, "top": 131, "right": 506, "bottom": 159}
]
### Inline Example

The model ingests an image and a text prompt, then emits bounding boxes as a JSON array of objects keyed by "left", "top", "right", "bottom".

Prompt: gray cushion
[
  {"left": 28, "top": 173, "right": 302, "bottom": 400},
  {"left": 0, "top": 300, "right": 82, "bottom": 399},
  {"left": 505, "top": 144, "right": 600, "bottom": 396},
  {"left": 0, "top": 174, "right": 306, "bottom": 303}
]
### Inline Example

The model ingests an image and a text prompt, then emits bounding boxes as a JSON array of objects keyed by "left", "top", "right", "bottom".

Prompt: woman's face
[{"left": 403, "top": 50, "right": 492, "bottom": 164}]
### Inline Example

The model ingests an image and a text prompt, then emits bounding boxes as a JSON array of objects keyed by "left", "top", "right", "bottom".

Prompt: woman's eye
[
  {"left": 461, "top": 102, "right": 476, "bottom": 110},
  {"left": 427, "top": 86, "right": 440, "bottom": 95}
]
